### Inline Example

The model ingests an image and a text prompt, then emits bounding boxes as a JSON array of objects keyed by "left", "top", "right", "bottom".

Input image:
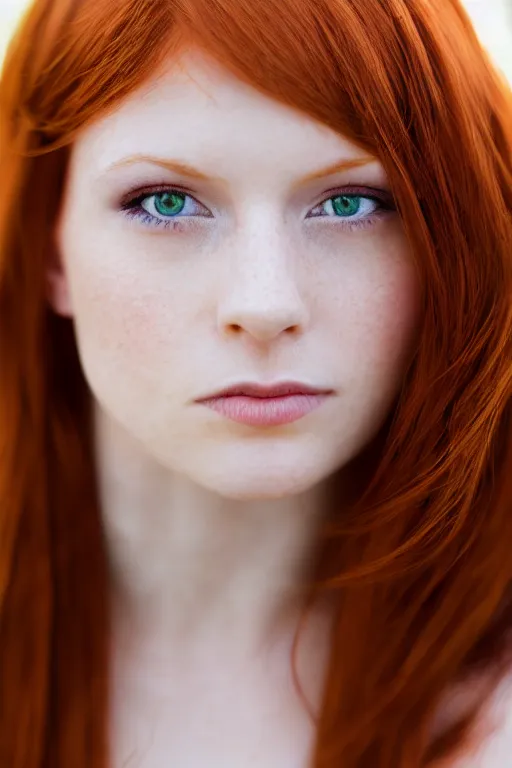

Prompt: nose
[{"left": 216, "top": 237, "right": 309, "bottom": 344}]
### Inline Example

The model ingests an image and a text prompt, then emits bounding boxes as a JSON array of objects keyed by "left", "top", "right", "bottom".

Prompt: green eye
[
  {"left": 331, "top": 195, "right": 362, "bottom": 217},
  {"left": 121, "top": 186, "right": 394, "bottom": 233},
  {"left": 153, "top": 192, "right": 187, "bottom": 217}
]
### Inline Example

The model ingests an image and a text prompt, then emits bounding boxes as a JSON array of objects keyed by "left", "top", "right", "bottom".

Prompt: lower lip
[{"left": 197, "top": 393, "right": 330, "bottom": 426}]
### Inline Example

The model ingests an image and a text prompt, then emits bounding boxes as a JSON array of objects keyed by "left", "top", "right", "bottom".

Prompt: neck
[{"left": 93, "top": 404, "right": 343, "bottom": 664}]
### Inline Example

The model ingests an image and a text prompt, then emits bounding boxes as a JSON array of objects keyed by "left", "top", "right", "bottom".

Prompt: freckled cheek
[
  {"left": 366, "top": 268, "right": 420, "bottom": 368},
  {"left": 333, "top": 264, "right": 420, "bottom": 376},
  {"left": 73, "top": 271, "right": 187, "bottom": 371}
]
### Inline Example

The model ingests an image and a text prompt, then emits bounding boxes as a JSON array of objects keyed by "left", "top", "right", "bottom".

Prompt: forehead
[{"left": 72, "top": 47, "right": 372, "bottom": 179}]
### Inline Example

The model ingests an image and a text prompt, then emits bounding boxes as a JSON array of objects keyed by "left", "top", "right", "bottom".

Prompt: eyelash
[{"left": 119, "top": 184, "right": 396, "bottom": 233}]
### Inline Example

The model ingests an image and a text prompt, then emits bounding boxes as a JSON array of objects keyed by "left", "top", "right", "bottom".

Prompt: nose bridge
[{"left": 217, "top": 217, "right": 309, "bottom": 341}]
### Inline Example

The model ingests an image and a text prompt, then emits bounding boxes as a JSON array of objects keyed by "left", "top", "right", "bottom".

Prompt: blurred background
[
  {"left": 0, "top": 0, "right": 510, "bottom": 79},
  {"left": 464, "top": 0, "right": 512, "bottom": 81}
]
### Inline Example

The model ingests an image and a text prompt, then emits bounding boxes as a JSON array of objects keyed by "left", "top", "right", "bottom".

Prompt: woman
[{"left": 0, "top": 0, "right": 511, "bottom": 765}]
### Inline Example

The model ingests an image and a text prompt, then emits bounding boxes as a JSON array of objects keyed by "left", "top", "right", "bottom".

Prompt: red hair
[{"left": 1, "top": 0, "right": 511, "bottom": 765}]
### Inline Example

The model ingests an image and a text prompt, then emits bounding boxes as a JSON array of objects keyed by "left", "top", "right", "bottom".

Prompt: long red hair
[{"left": 1, "top": 0, "right": 511, "bottom": 765}]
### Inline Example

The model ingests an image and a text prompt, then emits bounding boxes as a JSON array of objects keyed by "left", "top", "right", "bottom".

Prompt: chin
[{"left": 191, "top": 461, "right": 332, "bottom": 500}]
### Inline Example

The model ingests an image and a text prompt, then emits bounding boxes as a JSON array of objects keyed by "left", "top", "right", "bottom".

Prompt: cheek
[
  {"left": 326, "top": 255, "right": 420, "bottom": 385},
  {"left": 67, "top": 254, "right": 188, "bottom": 385},
  {"left": 358, "top": 265, "right": 420, "bottom": 382},
  {"left": 369, "top": 268, "right": 419, "bottom": 346},
  {"left": 312, "top": 220, "right": 420, "bottom": 361},
  {"left": 317, "top": 257, "right": 420, "bottom": 455}
]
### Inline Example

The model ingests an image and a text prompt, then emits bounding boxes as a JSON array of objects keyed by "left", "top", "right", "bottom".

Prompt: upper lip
[{"left": 196, "top": 381, "right": 334, "bottom": 400}]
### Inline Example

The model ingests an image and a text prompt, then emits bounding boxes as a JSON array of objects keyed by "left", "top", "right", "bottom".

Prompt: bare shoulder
[{"left": 448, "top": 674, "right": 512, "bottom": 767}]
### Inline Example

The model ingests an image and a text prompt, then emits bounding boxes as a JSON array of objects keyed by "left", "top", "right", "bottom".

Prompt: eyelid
[
  {"left": 120, "top": 183, "right": 396, "bottom": 234},
  {"left": 118, "top": 183, "right": 205, "bottom": 209},
  {"left": 119, "top": 182, "right": 396, "bottom": 213},
  {"left": 318, "top": 184, "right": 395, "bottom": 207}
]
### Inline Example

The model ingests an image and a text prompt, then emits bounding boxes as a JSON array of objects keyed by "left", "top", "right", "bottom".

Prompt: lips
[
  {"left": 195, "top": 381, "right": 333, "bottom": 427},
  {"left": 196, "top": 381, "right": 332, "bottom": 401}
]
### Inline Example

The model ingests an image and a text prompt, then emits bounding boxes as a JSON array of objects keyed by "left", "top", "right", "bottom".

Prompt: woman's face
[{"left": 51, "top": 47, "right": 420, "bottom": 500}]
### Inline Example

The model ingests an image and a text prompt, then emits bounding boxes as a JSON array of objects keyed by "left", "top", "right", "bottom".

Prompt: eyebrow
[{"left": 103, "top": 153, "right": 375, "bottom": 185}]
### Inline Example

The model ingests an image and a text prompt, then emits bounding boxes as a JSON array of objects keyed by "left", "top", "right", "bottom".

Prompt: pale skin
[{"left": 48, "top": 46, "right": 426, "bottom": 766}]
